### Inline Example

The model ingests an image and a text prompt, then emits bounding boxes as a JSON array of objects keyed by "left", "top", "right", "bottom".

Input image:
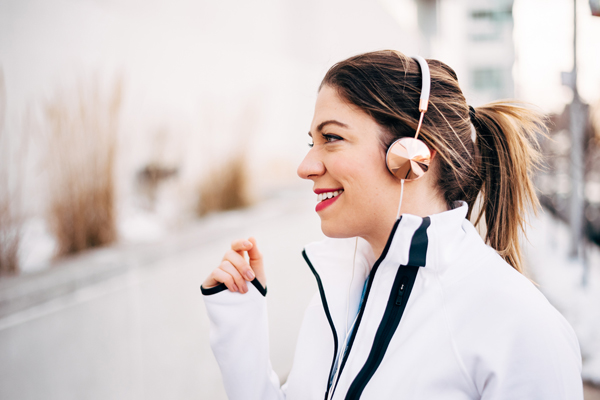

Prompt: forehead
[{"left": 311, "top": 86, "right": 380, "bottom": 134}]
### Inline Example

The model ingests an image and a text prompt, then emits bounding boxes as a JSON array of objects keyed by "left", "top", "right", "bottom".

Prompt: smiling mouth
[{"left": 317, "top": 189, "right": 344, "bottom": 202}]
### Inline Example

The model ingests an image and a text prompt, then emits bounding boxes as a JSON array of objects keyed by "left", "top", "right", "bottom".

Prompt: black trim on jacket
[
  {"left": 302, "top": 250, "right": 339, "bottom": 400},
  {"left": 200, "top": 279, "right": 267, "bottom": 297}
]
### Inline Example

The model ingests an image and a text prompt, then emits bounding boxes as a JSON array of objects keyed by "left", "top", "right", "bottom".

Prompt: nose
[{"left": 297, "top": 148, "right": 325, "bottom": 180}]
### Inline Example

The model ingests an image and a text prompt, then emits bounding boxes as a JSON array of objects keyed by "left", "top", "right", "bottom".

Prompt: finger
[
  {"left": 220, "top": 261, "right": 248, "bottom": 293},
  {"left": 202, "top": 274, "right": 219, "bottom": 289},
  {"left": 247, "top": 237, "right": 263, "bottom": 271},
  {"left": 211, "top": 268, "right": 240, "bottom": 292},
  {"left": 231, "top": 238, "right": 253, "bottom": 254},
  {"left": 223, "top": 249, "right": 256, "bottom": 281},
  {"left": 247, "top": 237, "right": 266, "bottom": 286}
]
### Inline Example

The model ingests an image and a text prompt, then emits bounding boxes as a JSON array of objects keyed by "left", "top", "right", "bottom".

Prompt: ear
[
  {"left": 421, "top": 147, "right": 437, "bottom": 182},
  {"left": 429, "top": 148, "right": 437, "bottom": 160}
]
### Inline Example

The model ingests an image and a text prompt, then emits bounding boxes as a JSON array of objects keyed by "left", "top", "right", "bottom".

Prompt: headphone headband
[
  {"left": 385, "top": 54, "right": 432, "bottom": 181},
  {"left": 410, "top": 55, "right": 430, "bottom": 113}
]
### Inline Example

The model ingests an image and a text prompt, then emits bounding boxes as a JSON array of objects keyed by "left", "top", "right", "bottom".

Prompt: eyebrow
[{"left": 308, "top": 120, "right": 350, "bottom": 137}]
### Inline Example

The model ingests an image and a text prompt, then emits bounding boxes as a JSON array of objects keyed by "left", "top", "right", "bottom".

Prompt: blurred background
[{"left": 0, "top": 0, "right": 599, "bottom": 398}]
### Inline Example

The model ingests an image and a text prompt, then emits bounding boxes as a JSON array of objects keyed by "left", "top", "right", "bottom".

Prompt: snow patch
[
  {"left": 524, "top": 211, "right": 600, "bottom": 384},
  {"left": 18, "top": 218, "right": 56, "bottom": 274}
]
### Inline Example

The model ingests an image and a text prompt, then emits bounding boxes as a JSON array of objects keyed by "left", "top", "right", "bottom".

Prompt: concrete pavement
[{"left": 0, "top": 189, "right": 324, "bottom": 400}]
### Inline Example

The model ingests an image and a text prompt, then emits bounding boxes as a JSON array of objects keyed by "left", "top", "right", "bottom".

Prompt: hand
[{"left": 202, "top": 237, "right": 266, "bottom": 294}]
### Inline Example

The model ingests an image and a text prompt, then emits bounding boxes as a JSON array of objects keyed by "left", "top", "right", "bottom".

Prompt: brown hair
[{"left": 320, "top": 50, "right": 545, "bottom": 272}]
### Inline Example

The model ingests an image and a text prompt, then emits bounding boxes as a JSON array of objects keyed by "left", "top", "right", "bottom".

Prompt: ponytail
[{"left": 470, "top": 102, "right": 546, "bottom": 272}]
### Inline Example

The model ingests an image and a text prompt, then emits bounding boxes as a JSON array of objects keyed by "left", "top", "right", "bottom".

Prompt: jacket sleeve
[{"left": 202, "top": 281, "right": 285, "bottom": 400}]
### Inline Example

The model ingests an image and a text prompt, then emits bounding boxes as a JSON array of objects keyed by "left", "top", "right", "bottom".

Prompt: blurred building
[
  {"left": 464, "top": 0, "right": 515, "bottom": 103},
  {"left": 5, "top": 0, "right": 599, "bottom": 273},
  {"left": 418, "top": 0, "right": 516, "bottom": 105}
]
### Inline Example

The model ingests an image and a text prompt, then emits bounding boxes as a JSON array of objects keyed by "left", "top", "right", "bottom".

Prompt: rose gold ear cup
[{"left": 386, "top": 137, "right": 431, "bottom": 180}]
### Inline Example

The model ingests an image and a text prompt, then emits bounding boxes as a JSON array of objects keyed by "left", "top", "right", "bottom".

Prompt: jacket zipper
[
  {"left": 395, "top": 277, "right": 407, "bottom": 305},
  {"left": 343, "top": 217, "right": 430, "bottom": 399},
  {"left": 344, "top": 264, "right": 420, "bottom": 399},
  {"left": 327, "top": 218, "right": 402, "bottom": 398}
]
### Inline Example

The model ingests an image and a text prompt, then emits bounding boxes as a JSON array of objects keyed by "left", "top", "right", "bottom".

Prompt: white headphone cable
[
  {"left": 395, "top": 179, "right": 405, "bottom": 220},
  {"left": 345, "top": 237, "right": 359, "bottom": 341},
  {"left": 328, "top": 237, "right": 359, "bottom": 400}
]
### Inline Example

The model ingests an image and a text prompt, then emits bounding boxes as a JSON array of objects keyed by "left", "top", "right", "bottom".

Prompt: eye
[
  {"left": 323, "top": 134, "right": 343, "bottom": 143},
  {"left": 308, "top": 139, "right": 314, "bottom": 148}
]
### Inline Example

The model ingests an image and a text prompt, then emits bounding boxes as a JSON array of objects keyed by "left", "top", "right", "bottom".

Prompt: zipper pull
[{"left": 395, "top": 277, "right": 407, "bottom": 306}]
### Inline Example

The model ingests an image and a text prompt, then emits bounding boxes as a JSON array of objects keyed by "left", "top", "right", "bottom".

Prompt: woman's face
[{"left": 297, "top": 85, "right": 402, "bottom": 241}]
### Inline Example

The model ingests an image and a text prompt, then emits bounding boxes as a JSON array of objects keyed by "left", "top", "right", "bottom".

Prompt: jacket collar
[
  {"left": 303, "top": 202, "right": 470, "bottom": 335},
  {"left": 304, "top": 201, "right": 470, "bottom": 280}
]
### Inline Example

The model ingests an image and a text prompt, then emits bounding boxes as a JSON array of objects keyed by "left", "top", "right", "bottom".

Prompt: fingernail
[
  {"left": 232, "top": 283, "right": 239, "bottom": 292},
  {"left": 245, "top": 270, "right": 255, "bottom": 280},
  {"left": 243, "top": 240, "right": 252, "bottom": 247}
]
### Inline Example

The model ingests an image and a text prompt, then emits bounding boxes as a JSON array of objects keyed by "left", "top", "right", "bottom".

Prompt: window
[
  {"left": 471, "top": 68, "right": 503, "bottom": 91},
  {"left": 469, "top": 7, "right": 512, "bottom": 41}
]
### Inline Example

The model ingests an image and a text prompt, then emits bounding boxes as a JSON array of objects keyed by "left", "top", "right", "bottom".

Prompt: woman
[{"left": 201, "top": 50, "right": 583, "bottom": 399}]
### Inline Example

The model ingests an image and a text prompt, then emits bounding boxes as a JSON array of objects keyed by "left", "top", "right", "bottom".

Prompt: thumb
[{"left": 247, "top": 237, "right": 266, "bottom": 286}]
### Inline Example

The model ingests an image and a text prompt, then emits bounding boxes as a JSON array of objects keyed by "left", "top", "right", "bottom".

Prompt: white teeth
[{"left": 316, "top": 190, "right": 343, "bottom": 202}]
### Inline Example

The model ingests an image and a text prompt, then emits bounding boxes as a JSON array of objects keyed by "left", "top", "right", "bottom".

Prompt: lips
[{"left": 314, "top": 188, "right": 344, "bottom": 212}]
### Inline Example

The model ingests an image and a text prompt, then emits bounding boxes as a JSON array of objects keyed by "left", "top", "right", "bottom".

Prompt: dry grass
[
  {"left": 195, "top": 98, "right": 259, "bottom": 217},
  {"left": 0, "top": 69, "right": 25, "bottom": 276},
  {"left": 45, "top": 77, "right": 122, "bottom": 256},
  {"left": 592, "top": 100, "right": 600, "bottom": 145},
  {"left": 196, "top": 155, "right": 251, "bottom": 216},
  {"left": 136, "top": 163, "right": 178, "bottom": 211},
  {"left": 0, "top": 205, "right": 19, "bottom": 276}
]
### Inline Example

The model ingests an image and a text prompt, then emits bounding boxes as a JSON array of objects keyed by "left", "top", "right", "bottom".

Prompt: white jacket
[{"left": 202, "top": 203, "right": 583, "bottom": 399}]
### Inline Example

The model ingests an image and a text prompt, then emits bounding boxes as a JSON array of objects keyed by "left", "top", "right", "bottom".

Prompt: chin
[{"left": 320, "top": 220, "right": 354, "bottom": 239}]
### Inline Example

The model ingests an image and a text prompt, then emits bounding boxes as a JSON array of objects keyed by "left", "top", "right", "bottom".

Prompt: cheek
[
  {"left": 328, "top": 157, "right": 358, "bottom": 181},
  {"left": 346, "top": 155, "right": 391, "bottom": 190},
  {"left": 327, "top": 147, "right": 392, "bottom": 194},
  {"left": 332, "top": 161, "right": 370, "bottom": 194}
]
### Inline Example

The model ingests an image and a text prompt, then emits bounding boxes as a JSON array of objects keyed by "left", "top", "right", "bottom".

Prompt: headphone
[{"left": 385, "top": 55, "right": 431, "bottom": 181}]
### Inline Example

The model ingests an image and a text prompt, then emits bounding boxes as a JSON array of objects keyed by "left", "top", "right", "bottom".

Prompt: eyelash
[
  {"left": 324, "top": 134, "right": 343, "bottom": 143},
  {"left": 308, "top": 134, "right": 343, "bottom": 148}
]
